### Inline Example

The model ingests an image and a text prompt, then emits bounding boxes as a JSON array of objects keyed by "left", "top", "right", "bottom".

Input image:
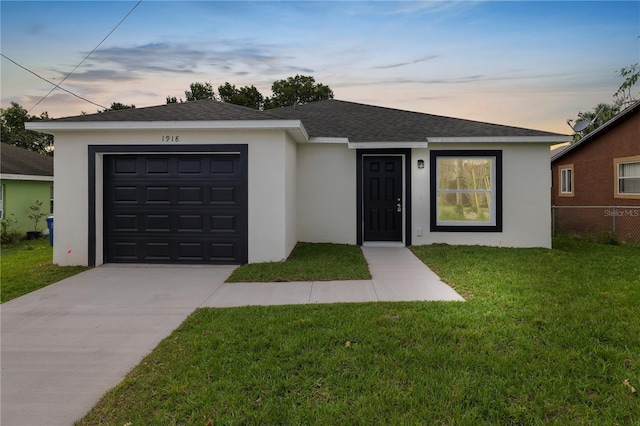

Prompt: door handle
[{"left": 396, "top": 198, "right": 402, "bottom": 213}]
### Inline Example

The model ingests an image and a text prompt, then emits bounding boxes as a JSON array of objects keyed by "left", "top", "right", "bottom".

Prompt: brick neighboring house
[{"left": 551, "top": 101, "right": 640, "bottom": 242}]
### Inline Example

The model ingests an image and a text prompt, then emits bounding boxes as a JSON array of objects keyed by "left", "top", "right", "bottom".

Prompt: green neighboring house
[{"left": 0, "top": 143, "right": 53, "bottom": 233}]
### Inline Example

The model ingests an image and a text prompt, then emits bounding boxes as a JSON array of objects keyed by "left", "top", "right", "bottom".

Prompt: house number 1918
[{"left": 162, "top": 135, "right": 179, "bottom": 142}]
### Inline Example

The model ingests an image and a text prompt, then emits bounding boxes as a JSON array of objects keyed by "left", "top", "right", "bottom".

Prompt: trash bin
[{"left": 46, "top": 215, "right": 54, "bottom": 246}]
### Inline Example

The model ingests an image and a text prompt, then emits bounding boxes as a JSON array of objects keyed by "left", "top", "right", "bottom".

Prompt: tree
[
  {"left": 168, "top": 75, "right": 334, "bottom": 109},
  {"left": 614, "top": 63, "right": 638, "bottom": 108},
  {"left": 218, "top": 82, "right": 264, "bottom": 109},
  {"left": 100, "top": 102, "right": 135, "bottom": 113},
  {"left": 0, "top": 102, "right": 53, "bottom": 155},
  {"left": 571, "top": 103, "right": 619, "bottom": 142},
  {"left": 570, "top": 63, "right": 639, "bottom": 142},
  {"left": 264, "top": 75, "right": 333, "bottom": 109},
  {"left": 107, "top": 102, "right": 135, "bottom": 110},
  {"left": 184, "top": 82, "right": 216, "bottom": 101}
]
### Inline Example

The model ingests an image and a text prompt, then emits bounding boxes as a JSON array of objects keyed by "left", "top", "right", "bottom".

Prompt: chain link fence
[{"left": 552, "top": 206, "right": 640, "bottom": 244}]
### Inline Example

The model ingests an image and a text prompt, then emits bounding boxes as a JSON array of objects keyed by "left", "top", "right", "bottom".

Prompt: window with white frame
[
  {"left": 430, "top": 150, "right": 502, "bottom": 232},
  {"left": 615, "top": 156, "right": 640, "bottom": 198},
  {"left": 559, "top": 165, "right": 574, "bottom": 196}
]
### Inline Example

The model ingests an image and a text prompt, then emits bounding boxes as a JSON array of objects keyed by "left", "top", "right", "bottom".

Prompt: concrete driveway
[
  {"left": 1, "top": 247, "right": 461, "bottom": 425},
  {"left": 1, "top": 265, "right": 235, "bottom": 426}
]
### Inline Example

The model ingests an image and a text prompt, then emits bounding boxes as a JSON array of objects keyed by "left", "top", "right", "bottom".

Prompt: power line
[
  {"left": 28, "top": 0, "right": 143, "bottom": 113},
  {"left": 1, "top": 53, "right": 108, "bottom": 110}
]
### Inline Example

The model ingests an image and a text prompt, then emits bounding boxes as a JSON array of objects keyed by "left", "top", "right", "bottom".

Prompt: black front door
[{"left": 363, "top": 156, "right": 403, "bottom": 242}]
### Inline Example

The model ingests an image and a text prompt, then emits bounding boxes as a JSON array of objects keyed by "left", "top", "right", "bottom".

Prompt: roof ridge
[{"left": 52, "top": 98, "right": 269, "bottom": 122}]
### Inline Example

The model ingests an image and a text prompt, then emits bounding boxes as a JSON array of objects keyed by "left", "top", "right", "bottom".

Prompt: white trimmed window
[
  {"left": 559, "top": 165, "right": 574, "bottom": 196},
  {"left": 430, "top": 150, "right": 502, "bottom": 232},
  {"left": 615, "top": 156, "right": 640, "bottom": 199}
]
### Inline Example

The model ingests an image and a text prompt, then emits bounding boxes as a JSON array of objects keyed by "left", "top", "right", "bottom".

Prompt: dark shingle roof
[
  {"left": 263, "top": 100, "right": 562, "bottom": 141},
  {"left": 48, "top": 98, "right": 565, "bottom": 141},
  {"left": 1, "top": 143, "right": 53, "bottom": 176},
  {"left": 54, "top": 99, "right": 268, "bottom": 122}
]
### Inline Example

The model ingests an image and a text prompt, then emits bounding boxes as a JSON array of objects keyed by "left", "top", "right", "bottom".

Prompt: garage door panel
[
  {"left": 177, "top": 242, "right": 204, "bottom": 260},
  {"left": 111, "top": 185, "right": 242, "bottom": 206},
  {"left": 146, "top": 186, "right": 171, "bottom": 203},
  {"left": 112, "top": 241, "right": 138, "bottom": 260},
  {"left": 112, "top": 157, "right": 138, "bottom": 174},
  {"left": 210, "top": 158, "right": 237, "bottom": 175},
  {"left": 108, "top": 235, "right": 244, "bottom": 261},
  {"left": 177, "top": 158, "right": 204, "bottom": 174},
  {"left": 146, "top": 158, "right": 170, "bottom": 174},
  {"left": 146, "top": 214, "right": 171, "bottom": 232},
  {"left": 113, "top": 186, "right": 138, "bottom": 203},
  {"left": 105, "top": 154, "right": 246, "bottom": 264},
  {"left": 113, "top": 214, "right": 137, "bottom": 231},
  {"left": 178, "top": 215, "right": 203, "bottom": 231},
  {"left": 210, "top": 242, "right": 238, "bottom": 261},
  {"left": 211, "top": 214, "right": 237, "bottom": 232},
  {"left": 177, "top": 187, "right": 204, "bottom": 204},
  {"left": 210, "top": 186, "right": 238, "bottom": 203},
  {"left": 108, "top": 210, "right": 243, "bottom": 233},
  {"left": 147, "top": 242, "right": 171, "bottom": 260}
]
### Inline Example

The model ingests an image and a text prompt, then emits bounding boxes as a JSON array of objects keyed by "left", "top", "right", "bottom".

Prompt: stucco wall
[
  {"left": 1, "top": 179, "right": 52, "bottom": 233},
  {"left": 49, "top": 128, "right": 555, "bottom": 266},
  {"left": 53, "top": 139, "right": 87, "bottom": 264},
  {"left": 49, "top": 129, "right": 294, "bottom": 266},
  {"left": 411, "top": 143, "right": 553, "bottom": 248},
  {"left": 296, "top": 143, "right": 357, "bottom": 244},
  {"left": 410, "top": 148, "right": 430, "bottom": 244},
  {"left": 285, "top": 134, "right": 298, "bottom": 257}
]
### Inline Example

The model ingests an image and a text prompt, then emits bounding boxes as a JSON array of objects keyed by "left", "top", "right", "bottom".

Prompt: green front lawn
[
  {"left": 1, "top": 238, "right": 90, "bottom": 303},
  {"left": 226, "top": 242, "right": 371, "bottom": 282},
  {"left": 77, "top": 238, "right": 639, "bottom": 425}
]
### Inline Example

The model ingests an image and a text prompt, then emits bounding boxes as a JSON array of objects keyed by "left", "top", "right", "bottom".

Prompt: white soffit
[
  {"left": 426, "top": 136, "right": 572, "bottom": 144},
  {"left": 308, "top": 137, "right": 349, "bottom": 144},
  {"left": 26, "top": 120, "right": 310, "bottom": 143},
  {"left": 348, "top": 141, "right": 429, "bottom": 149}
]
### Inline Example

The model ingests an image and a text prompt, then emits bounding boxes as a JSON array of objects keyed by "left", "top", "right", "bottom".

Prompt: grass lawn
[
  {"left": 226, "top": 242, "right": 371, "bottom": 282},
  {"left": 78, "top": 238, "right": 639, "bottom": 425},
  {"left": 1, "top": 238, "right": 90, "bottom": 303}
]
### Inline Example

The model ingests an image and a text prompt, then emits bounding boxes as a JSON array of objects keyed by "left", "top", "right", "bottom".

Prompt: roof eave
[
  {"left": 316, "top": 136, "right": 571, "bottom": 149},
  {"left": 26, "top": 120, "right": 310, "bottom": 143},
  {"left": 347, "top": 141, "right": 429, "bottom": 149},
  {"left": 426, "top": 136, "right": 571, "bottom": 144},
  {"left": 0, "top": 173, "right": 54, "bottom": 181}
]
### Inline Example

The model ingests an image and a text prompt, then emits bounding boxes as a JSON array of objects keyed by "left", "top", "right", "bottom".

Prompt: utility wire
[
  {"left": 1, "top": 53, "right": 107, "bottom": 110},
  {"left": 28, "top": 0, "right": 143, "bottom": 113}
]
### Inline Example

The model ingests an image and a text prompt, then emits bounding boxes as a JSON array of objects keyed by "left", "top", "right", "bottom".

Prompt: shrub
[{"left": 0, "top": 214, "right": 23, "bottom": 244}]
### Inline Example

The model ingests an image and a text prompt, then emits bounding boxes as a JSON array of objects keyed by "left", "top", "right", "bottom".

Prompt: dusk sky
[{"left": 1, "top": 1, "right": 638, "bottom": 134}]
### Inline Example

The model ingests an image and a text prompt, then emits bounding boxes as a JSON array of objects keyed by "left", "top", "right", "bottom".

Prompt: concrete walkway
[
  {"left": 204, "top": 246, "right": 463, "bottom": 306},
  {"left": 1, "top": 247, "right": 462, "bottom": 426}
]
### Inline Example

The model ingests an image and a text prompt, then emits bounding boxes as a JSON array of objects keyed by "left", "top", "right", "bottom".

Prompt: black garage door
[{"left": 104, "top": 154, "right": 247, "bottom": 264}]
